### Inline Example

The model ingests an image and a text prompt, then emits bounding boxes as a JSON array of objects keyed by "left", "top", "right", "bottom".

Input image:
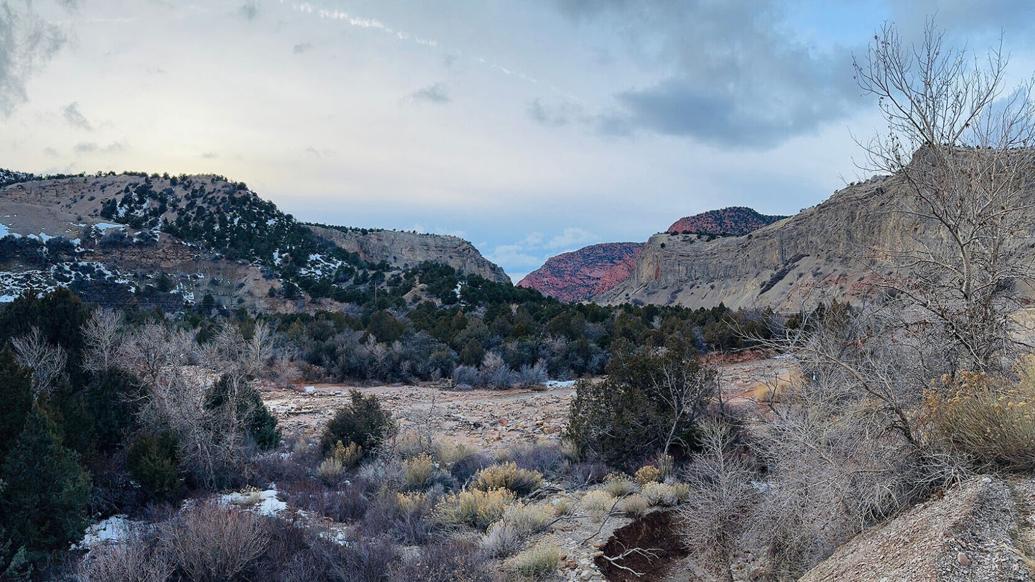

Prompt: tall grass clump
[
  {"left": 471, "top": 462, "right": 543, "bottom": 496},
  {"left": 925, "top": 367, "right": 1035, "bottom": 472}
]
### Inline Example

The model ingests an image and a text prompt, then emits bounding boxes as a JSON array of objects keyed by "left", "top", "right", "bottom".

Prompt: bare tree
[
  {"left": 12, "top": 327, "right": 67, "bottom": 400},
  {"left": 855, "top": 22, "right": 1035, "bottom": 373},
  {"left": 680, "top": 420, "right": 759, "bottom": 582},
  {"left": 82, "top": 308, "right": 124, "bottom": 372},
  {"left": 645, "top": 350, "right": 719, "bottom": 456}
]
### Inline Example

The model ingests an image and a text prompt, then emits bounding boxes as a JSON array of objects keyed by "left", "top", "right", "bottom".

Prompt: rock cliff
[
  {"left": 596, "top": 171, "right": 961, "bottom": 311},
  {"left": 308, "top": 225, "right": 509, "bottom": 284},
  {"left": 516, "top": 242, "right": 642, "bottom": 302}
]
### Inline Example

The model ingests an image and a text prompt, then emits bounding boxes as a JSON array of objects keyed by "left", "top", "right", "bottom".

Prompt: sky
[{"left": 2, "top": 1, "right": 1035, "bottom": 281}]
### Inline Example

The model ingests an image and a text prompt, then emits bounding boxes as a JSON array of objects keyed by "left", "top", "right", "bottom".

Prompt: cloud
[
  {"left": 200, "top": 152, "right": 219, "bottom": 159},
  {"left": 889, "top": 1, "right": 1035, "bottom": 38},
  {"left": 63, "top": 102, "right": 92, "bottom": 130},
  {"left": 292, "top": 42, "right": 313, "bottom": 55},
  {"left": 489, "top": 227, "right": 598, "bottom": 271},
  {"left": 74, "top": 141, "right": 126, "bottom": 154},
  {"left": 528, "top": 99, "right": 586, "bottom": 127},
  {"left": 551, "top": 0, "right": 865, "bottom": 148},
  {"left": 547, "top": 227, "right": 595, "bottom": 249},
  {"left": 411, "top": 83, "right": 450, "bottom": 104},
  {"left": 488, "top": 244, "right": 544, "bottom": 270},
  {"left": 43, "top": 146, "right": 59, "bottom": 157},
  {"left": 0, "top": 1, "right": 73, "bottom": 115},
  {"left": 239, "top": 2, "right": 259, "bottom": 21}
]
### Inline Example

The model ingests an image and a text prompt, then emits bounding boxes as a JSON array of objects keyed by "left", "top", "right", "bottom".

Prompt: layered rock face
[
  {"left": 520, "top": 207, "right": 784, "bottom": 303},
  {"left": 308, "top": 225, "right": 510, "bottom": 284},
  {"left": 595, "top": 175, "right": 917, "bottom": 311},
  {"left": 517, "top": 242, "right": 643, "bottom": 302},
  {"left": 667, "top": 206, "right": 786, "bottom": 235}
]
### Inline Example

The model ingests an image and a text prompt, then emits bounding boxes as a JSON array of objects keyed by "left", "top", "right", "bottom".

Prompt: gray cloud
[
  {"left": 74, "top": 141, "right": 126, "bottom": 154},
  {"left": 0, "top": 2, "right": 72, "bottom": 115},
  {"left": 528, "top": 99, "right": 585, "bottom": 127},
  {"left": 292, "top": 42, "right": 313, "bottom": 55},
  {"left": 552, "top": 0, "right": 865, "bottom": 148},
  {"left": 890, "top": 1, "right": 1035, "bottom": 39},
  {"left": 239, "top": 1, "right": 258, "bottom": 21},
  {"left": 63, "top": 102, "right": 92, "bottom": 130},
  {"left": 411, "top": 83, "right": 450, "bottom": 104}
]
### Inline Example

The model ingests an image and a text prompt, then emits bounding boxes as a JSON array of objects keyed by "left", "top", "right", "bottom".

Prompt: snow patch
[
  {"left": 545, "top": 379, "right": 577, "bottom": 389},
  {"left": 75, "top": 515, "right": 139, "bottom": 550},
  {"left": 94, "top": 222, "right": 125, "bottom": 232},
  {"left": 220, "top": 487, "right": 286, "bottom": 517}
]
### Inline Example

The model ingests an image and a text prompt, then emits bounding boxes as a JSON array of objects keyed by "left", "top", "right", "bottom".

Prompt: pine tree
[
  {"left": 0, "top": 408, "right": 91, "bottom": 555},
  {"left": 0, "top": 349, "right": 31, "bottom": 465}
]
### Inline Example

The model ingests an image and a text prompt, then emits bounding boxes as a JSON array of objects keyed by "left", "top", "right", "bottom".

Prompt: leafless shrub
[
  {"left": 680, "top": 421, "right": 760, "bottom": 582},
  {"left": 12, "top": 327, "right": 67, "bottom": 399},
  {"left": 392, "top": 539, "right": 495, "bottom": 582},
  {"left": 160, "top": 503, "right": 269, "bottom": 582},
  {"left": 76, "top": 536, "right": 172, "bottom": 582},
  {"left": 82, "top": 308, "right": 123, "bottom": 372}
]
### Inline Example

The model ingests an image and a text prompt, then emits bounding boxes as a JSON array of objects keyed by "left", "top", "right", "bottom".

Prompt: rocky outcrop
[
  {"left": 667, "top": 206, "right": 786, "bottom": 235},
  {"left": 595, "top": 166, "right": 989, "bottom": 311},
  {"left": 517, "top": 242, "right": 642, "bottom": 302},
  {"left": 802, "top": 477, "right": 1034, "bottom": 581},
  {"left": 308, "top": 225, "right": 509, "bottom": 284},
  {"left": 521, "top": 207, "right": 783, "bottom": 304}
]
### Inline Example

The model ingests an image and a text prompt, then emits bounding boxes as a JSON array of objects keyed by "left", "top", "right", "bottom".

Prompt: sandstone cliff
[
  {"left": 596, "top": 173, "right": 955, "bottom": 311},
  {"left": 307, "top": 225, "right": 509, "bottom": 284}
]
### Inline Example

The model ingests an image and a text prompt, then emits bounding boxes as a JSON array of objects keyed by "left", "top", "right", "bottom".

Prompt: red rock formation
[
  {"left": 667, "top": 206, "right": 785, "bottom": 236},
  {"left": 518, "top": 243, "right": 643, "bottom": 303}
]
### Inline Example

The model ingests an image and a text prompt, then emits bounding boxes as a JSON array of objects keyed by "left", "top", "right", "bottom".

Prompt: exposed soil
[
  {"left": 595, "top": 511, "right": 689, "bottom": 581},
  {"left": 261, "top": 355, "right": 797, "bottom": 451}
]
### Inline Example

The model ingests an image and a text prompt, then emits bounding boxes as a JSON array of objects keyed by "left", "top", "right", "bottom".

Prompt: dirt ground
[
  {"left": 261, "top": 354, "right": 799, "bottom": 453},
  {"left": 259, "top": 354, "right": 798, "bottom": 582}
]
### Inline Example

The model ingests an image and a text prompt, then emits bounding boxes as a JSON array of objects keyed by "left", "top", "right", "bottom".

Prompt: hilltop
[{"left": 0, "top": 170, "right": 507, "bottom": 309}]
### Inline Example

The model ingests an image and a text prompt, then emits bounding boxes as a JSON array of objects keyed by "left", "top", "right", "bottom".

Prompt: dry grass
[
  {"left": 319, "top": 440, "right": 363, "bottom": 481},
  {"left": 602, "top": 473, "right": 638, "bottom": 498},
  {"left": 505, "top": 539, "right": 562, "bottom": 580},
  {"left": 925, "top": 367, "right": 1035, "bottom": 472},
  {"left": 634, "top": 465, "right": 662, "bottom": 485},
  {"left": 403, "top": 453, "right": 437, "bottom": 490},
  {"left": 580, "top": 489, "right": 616, "bottom": 521},
  {"left": 618, "top": 493, "right": 650, "bottom": 516},
  {"left": 472, "top": 462, "right": 544, "bottom": 496},
  {"left": 642, "top": 482, "right": 690, "bottom": 507},
  {"left": 436, "top": 488, "right": 516, "bottom": 530},
  {"left": 481, "top": 502, "right": 556, "bottom": 558}
]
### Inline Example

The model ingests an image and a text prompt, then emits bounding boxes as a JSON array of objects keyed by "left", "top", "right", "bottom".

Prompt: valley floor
[{"left": 261, "top": 354, "right": 798, "bottom": 453}]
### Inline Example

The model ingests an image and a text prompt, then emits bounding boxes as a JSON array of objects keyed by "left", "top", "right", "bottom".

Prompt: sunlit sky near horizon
[{"left": 2, "top": 0, "right": 1035, "bottom": 280}]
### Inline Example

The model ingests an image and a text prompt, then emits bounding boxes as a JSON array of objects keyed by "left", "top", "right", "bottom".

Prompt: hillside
[
  {"left": 594, "top": 153, "right": 1030, "bottom": 311},
  {"left": 667, "top": 206, "right": 787, "bottom": 235},
  {"left": 309, "top": 225, "right": 509, "bottom": 284},
  {"left": 595, "top": 176, "right": 896, "bottom": 310},
  {"left": 520, "top": 207, "right": 782, "bottom": 303},
  {"left": 516, "top": 242, "right": 642, "bottom": 302},
  {"left": 0, "top": 170, "right": 507, "bottom": 309}
]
